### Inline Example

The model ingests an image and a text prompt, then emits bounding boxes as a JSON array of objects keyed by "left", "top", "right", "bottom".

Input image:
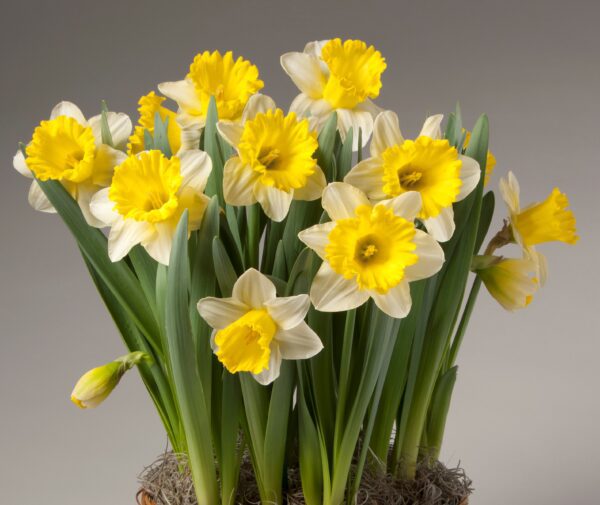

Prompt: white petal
[
  {"left": 343, "top": 157, "right": 387, "bottom": 201},
  {"left": 28, "top": 181, "right": 55, "bottom": 213},
  {"left": 499, "top": 171, "right": 521, "bottom": 214},
  {"left": 142, "top": 223, "right": 174, "bottom": 265},
  {"left": 276, "top": 321, "right": 323, "bottom": 359},
  {"left": 223, "top": 157, "right": 258, "bottom": 206},
  {"left": 371, "top": 281, "right": 412, "bottom": 319},
  {"left": 177, "top": 111, "right": 206, "bottom": 130},
  {"left": 310, "top": 262, "right": 369, "bottom": 312},
  {"left": 253, "top": 184, "right": 293, "bottom": 222},
  {"left": 50, "top": 101, "right": 86, "bottom": 124},
  {"left": 371, "top": 110, "right": 404, "bottom": 158},
  {"left": 280, "top": 52, "right": 326, "bottom": 98},
  {"left": 76, "top": 184, "right": 105, "bottom": 227},
  {"left": 108, "top": 219, "right": 152, "bottom": 262},
  {"left": 178, "top": 124, "right": 202, "bottom": 153},
  {"left": 92, "top": 145, "right": 127, "bottom": 187},
  {"left": 456, "top": 155, "right": 481, "bottom": 200},
  {"left": 14, "top": 150, "right": 32, "bottom": 178},
  {"left": 303, "top": 40, "right": 329, "bottom": 59},
  {"left": 264, "top": 294, "right": 310, "bottom": 330},
  {"left": 378, "top": 191, "right": 422, "bottom": 221},
  {"left": 197, "top": 297, "right": 249, "bottom": 330},
  {"left": 158, "top": 79, "right": 202, "bottom": 116},
  {"left": 294, "top": 165, "right": 326, "bottom": 201},
  {"left": 337, "top": 108, "right": 375, "bottom": 150},
  {"left": 88, "top": 112, "right": 132, "bottom": 150},
  {"left": 424, "top": 206, "right": 456, "bottom": 243},
  {"left": 525, "top": 247, "right": 548, "bottom": 287},
  {"left": 419, "top": 114, "right": 444, "bottom": 140},
  {"left": 297, "top": 222, "right": 336, "bottom": 259},
  {"left": 217, "top": 121, "right": 244, "bottom": 149},
  {"left": 178, "top": 150, "right": 212, "bottom": 192},
  {"left": 322, "top": 182, "right": 370, "bottom": 220},
  {"left": 90, "top": 188, "right": 119, "bottom": 225},
  {"left": 232, "top": 268, "right": 277, "bottom": 308},
  {"left": 289, "top": 93, "right": 315, "bottom": 118},
  {"left": 252, "top": 346, "right": 282, "bottom": 386},
  {"left": 242, "top": 94, "right": 277, "bottom": 123},
  {"left": 404, "top": 230, "right": 445, "bottom": 281}
]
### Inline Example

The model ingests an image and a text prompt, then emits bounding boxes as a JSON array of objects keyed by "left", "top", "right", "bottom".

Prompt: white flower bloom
[{"left": 197, "top": 269, "right": 323, "bottom": 385}]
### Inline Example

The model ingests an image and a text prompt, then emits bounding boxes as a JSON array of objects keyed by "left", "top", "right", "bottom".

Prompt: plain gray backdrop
[{"left": 1, "top": 1, "right": 598, "bottom": 504}]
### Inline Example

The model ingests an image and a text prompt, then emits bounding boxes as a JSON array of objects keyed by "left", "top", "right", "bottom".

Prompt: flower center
[
  {"left": 325, "top": 204, "right": 418, "bottom": 293},
  {"left": 513, "top": 188, "right": 578, "bottom": 246},
  {"left": 109, "top": 150, "right": 182, "bottom": 223},
  {"left": 187, "top": 50, "right": 264, "bottom": 121},
  {"left": 381, "top": 136, "right": 463, "bottom": 219},
  {"left": 25, "top": 116, "right": 96, "bottom": 183},
  {"left": 320, "top": 38, "right": 386, "bottom": 110},
  {"left": 214, "top": 309, "right": 277, "bottom": 374},
  {"left": 238, "top": 109, "right": 319, "bottom": 192}
]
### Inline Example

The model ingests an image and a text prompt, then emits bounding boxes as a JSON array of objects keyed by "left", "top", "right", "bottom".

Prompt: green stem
[
  {"left": 447, "top": 277, "right": 482, "bottom": 368},
  {"left": 246, "top": 204, "right": 260, "bottom": 269}
]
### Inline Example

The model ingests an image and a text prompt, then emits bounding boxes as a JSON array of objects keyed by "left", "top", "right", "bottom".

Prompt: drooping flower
[
  {"left": 343, "top": 111, "right": 481, "bottom": 242},
  {"left": 158, "top": 50, "right": 264, "bottom": 128},
  {"left": 197, "top": 268, "right": 323, "bottom": 385},
  {"left": 71, "top": 351, "right": 150, "bottom": 409},
  {"left": 217, "top": 94, "right": 325, "bottom": 221},
  {"left": 127, "top": 91, "right": 201, "bottom": 156},
  {"left": 281, "top": 38, "right": 386, "bottom": 149},
  {"left": 463, "top": 129, "right": 496, "bottom": 186},
  {"left": 298, "top": 182, "right": 444, "bottom": 318},
  {"left": 472, "top": 255, "right": 539, "bottom": 311},
  {"left": 90, "top": 149, "right": 212, "bottom": 265},
  {"left": 14, "top": 101, "right": 132, "bottom": 226}
]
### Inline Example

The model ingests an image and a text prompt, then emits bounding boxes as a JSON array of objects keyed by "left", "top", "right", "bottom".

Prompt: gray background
[{"left": 1, "top": 1, "right": 598, "bottom": 504}]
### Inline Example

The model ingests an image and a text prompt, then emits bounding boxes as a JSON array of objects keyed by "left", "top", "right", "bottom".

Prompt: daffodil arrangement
[{"left": 14, "top": 39, "right": 578, "bottom": 505}]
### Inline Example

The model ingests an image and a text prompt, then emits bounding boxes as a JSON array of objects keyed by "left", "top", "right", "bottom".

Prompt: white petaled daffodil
[
  {"left": 472, "top": 255, "right": 538, "bottom": 311},
  {"left": 197, "top": 269, "right": 323, "bottom": 385},
  {"left": 90, "top": 149, "right": 212, "bottom": 265},
  {"left": 127, "top": 91, "right": 201, "bottom": 156},
  {"left": 344, "top": 110, "right": 481, "bottom": 243},
  {"left": 499, "top": 171, "right": 578, "bottom": 286},
  {"left": 158, "top": 50, "right": 264, "bottom": 129},
  {"left": 298, "top": 183, "right": 445, "bottom": 318},
  {"left": 281, "top": 38, "right": 386, "bottom": 149},
  {"left": 217, "top": 94, "right": 326, "bottom": 222},
  {"left": 13, "top": 101, "right": 132, "bottom": 226}
]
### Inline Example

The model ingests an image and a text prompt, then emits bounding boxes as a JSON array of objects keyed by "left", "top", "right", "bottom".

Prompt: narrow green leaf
[
  {"left": 425, "top": 366, "right": 458, "bottom": 460},
  {"left": 298, "top": 390, "right": 324, "bottom": 505},
  {"left": 475, "top": 190, "right": 495, "bottom": 253},
  {"left": 337, "top": 127, "right": 354, "bottom": 180},
  {"left": 143, "top": 129, "right": 154, "bottom": 150},
  {"left": 316, "top": 112, "right": 338, "bottom": 179},
  {"left": 100, "top": 100, "right": 114, "bottom": 147},
  {"left": 212, "top": 236, "right": 237, "bottom": 296},
  {"left": 204, "top": 96, "right": 224, "bottom": 204},
  {"left": 153, "top": 112, "right": 172, "bottom": 158},
  {"left": 129, "top": 245, "right": 158, "bottom": 311}
]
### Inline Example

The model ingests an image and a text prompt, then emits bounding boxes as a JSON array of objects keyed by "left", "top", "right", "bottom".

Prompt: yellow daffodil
[
  {"left": 71, "top": 351, "right": 149, "bottom": 409},
  {"left": 197, "top": 268, "right": 323, "bottom": 385},
  {"left": 14, "top": 101, "right": 132, "bottom": 226},
  {"left": 298, "top": 183, "right": 444, "bottom": 318},
  {"left": 127, "top": 91, "right": 201, "bottom": 156},
  {"left": 344, "top": 111, "right": 481, "bottom": 242},
  {"left": 473, "top": 255, "right": 538, "bottom": 311},
  {"left": 281, "top": 38, "right": 386, "bottom": 149},
  {"left": 158, "top": 50, "right": 264, "bottom": 128},
  {"left": 463, "top": 129, "right": 496, "bottom": 186},
  {"left": 90, "top": 149, "right": 212, "bottom": 265},
  {"left": 217, "top": 94, "right": 326, "bottom": 221}
]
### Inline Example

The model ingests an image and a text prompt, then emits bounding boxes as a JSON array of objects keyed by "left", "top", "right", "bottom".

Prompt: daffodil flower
[
  {"left": 158, "top": 50, "right": 264, "bottom": 129},
  {"left": 298, "top": 182, "right": 444, "bottom": 318},
  {"left": 127, "top": 91, "right": 201, "bottom": 156},
  {"left": 90, "top": 149, "right": 212, "bottom": 265},
  {"left": 499, "top": 171, "right": 578, "bottom": 285},
  {"left": 472, "top": 255, "right": 538, "bottom": 311},
  {"left": 13, "top": 101, "right": 132, "bottom": 226},
  {"left": 281, "top": 38, "right": 386, "bottom": 149},
  {"left": 463, "top": 129, "right": 496, "bottom": 186},
  {"left": 217, "top": 94, "right": 326, "bottom": 221},
  {"left": 343, "top": 110, "right": 481, "bottom": 242},
  {"left": 197, "top": 269, "right": 323, "bottom": 385}
]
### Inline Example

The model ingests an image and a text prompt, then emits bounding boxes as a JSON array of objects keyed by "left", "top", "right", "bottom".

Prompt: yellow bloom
[
  {"left": 14, "top": 101, "right": 132, "bottom": 226},
  {"left": 299, "top": 183, "right": 444, "bottom": 318},
  {"left": 473, "top": 255, "right": 538, "bottom": 311},
  {"left": 90, "top": 149, "right": 212, "bottom": 265},
  {"left": 217, "top": 94, "right": 325, "bottom": 221},
  {"left": 463, "top": 129, "right": 495, "bottom": 186},
  {"left": 158, "top": 50, "right": 264, "bottom": 127},
  {"left": 198, "top": 269, "right": 322, "bottom": 385},
  {"left": 281, "top": 39, "right": 386, "bottom": 149},
  {"left": 344, "top": 111, "right": 481, "bottom": 242},
  {"left": 71, "top": 352, "right": 149, "bottom": 409}
]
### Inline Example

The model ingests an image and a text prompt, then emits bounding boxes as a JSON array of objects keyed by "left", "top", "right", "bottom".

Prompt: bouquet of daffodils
[{"left": 15, "top": 39, "right": 577, "bottom": 505}]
